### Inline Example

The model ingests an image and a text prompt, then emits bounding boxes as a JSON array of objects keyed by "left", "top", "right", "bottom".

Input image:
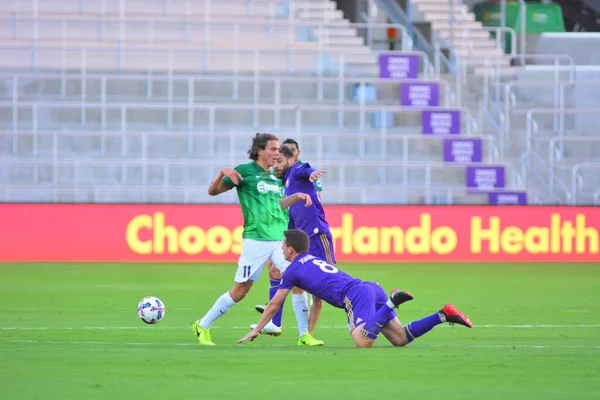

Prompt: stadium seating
[{"left": 4, "top": 0, "right": 595, "bottom": 205}]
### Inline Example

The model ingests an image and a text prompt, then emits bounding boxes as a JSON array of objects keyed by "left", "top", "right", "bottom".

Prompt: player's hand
[
  {"left": 309, "top": 170, "right": 326, "bottom": 183},
  {"left": 238, "top": 330, "right": 259, "bottom": 343},
  {"left": 222, "top": 168, "right": 243, "bottom": 185},
  {"left": 295, "top": 193, "right": 312, "bottom": 207}
]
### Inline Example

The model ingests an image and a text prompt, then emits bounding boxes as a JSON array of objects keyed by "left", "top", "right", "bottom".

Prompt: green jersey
[
  {"left": 298, "top": 159, "right": 323, "bottom": 192},
  {"left": 223, "top": 161, "right": 287, "bottom": 241}
]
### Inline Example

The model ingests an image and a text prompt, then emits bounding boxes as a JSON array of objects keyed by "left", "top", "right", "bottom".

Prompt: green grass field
[{"left": 1, "top": 262, "right": 599, "bottom": 399}]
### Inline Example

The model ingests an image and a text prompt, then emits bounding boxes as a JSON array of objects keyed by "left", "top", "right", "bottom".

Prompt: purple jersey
[
  {"left": 279, "top": 253, "right": 362, "bottom": 308},
  {"left": 284, "top": 162, "right": 330, "bottom": 236}
]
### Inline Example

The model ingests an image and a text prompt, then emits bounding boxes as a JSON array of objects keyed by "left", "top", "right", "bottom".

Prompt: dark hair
[
  {"left": 280, "top": 145, "right": 295, "bottom": 160},
  {"left": 248, "top": 133, "right": 279, "bottom": 160},
  {"left": 282, "top": 138, "right": 299, "bottom": 150},
  {"left": 284, "top": 229, "right": 310, "bottom": 253}
]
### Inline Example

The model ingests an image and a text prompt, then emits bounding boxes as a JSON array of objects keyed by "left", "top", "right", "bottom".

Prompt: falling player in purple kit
[
  {"left": 250, "top": 145, "right": 331, "bottom": 343},
  {"left": 239, "top": 229, "right": 473, "bottom": 348}
]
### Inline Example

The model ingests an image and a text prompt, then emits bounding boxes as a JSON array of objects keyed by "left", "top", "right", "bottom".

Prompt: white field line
[
  {"left": 1, "top": 339, "right": 599, "bottom": 350},
  {"left": 1, "top": 324, "right": 600, "bottom": 331}
]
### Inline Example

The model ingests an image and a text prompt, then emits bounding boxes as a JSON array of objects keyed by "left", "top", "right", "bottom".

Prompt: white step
[
  {"left": 416, "top": 3, "right": 469, "bottom": 13},
  {"left": 463, "top": 55, "right": 513, "bottom": 67},
  {"left": 473, "top": 66, "right": 524, "bottom": 77},
  {"left": 423, "top": 12, "right": 476, "bottom": 21},
  {"left": 432, "top": 19, "right": 483, "bottom": 30},
  {"left": 453, "top": 47, "right": 505, "bottom": 58},
  {"left": 313, "top": 27, "right": 357, "bottom": 37},
  {"left": 323, "top": 36, "right": 364, "bottom": 46},
  {"left": 447, "top": 38, "right": 500, "bottom": 49},
  {"left": 297, "top": 9, "right": 344, "bottom": 20},
  {"left": 436, "top": 28, "right": 492, "bottom": 39}
]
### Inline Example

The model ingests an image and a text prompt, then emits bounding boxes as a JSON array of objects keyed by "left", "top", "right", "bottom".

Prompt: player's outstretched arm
[
  {"left": 208, "top": 168, "right": 242, "bottom": 196},
  {"left": 279, "top": 192, "right": 312, "bottom": 210},
  {"left": 238, "top": 289, "right": 290, "bottom": 343},
  {"left": 308, "top": 295, "right": 323, "bottom": 335},
  {"left": 308, "top": 170, "right": 326, "bottom": 183}
]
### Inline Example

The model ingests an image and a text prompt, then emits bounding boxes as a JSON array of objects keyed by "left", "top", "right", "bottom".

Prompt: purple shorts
[
  {"left": 309, "top": 232, "right": 336, "bottom": 265},
  {"left": 343, "top": 282, "right": 397, "bottom": 335}
]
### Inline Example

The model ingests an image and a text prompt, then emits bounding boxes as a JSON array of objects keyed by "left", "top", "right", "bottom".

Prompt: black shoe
[
  {"left": 390, "top": 290, "right": 414, "bottom": 308},
  {"left": 255, "top": 304, "right": 266, "bottom": 314}
]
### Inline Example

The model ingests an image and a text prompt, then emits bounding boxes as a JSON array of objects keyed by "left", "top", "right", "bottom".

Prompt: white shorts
[{"left": 234, "top": 239, "right": 290, "bottom": 283}]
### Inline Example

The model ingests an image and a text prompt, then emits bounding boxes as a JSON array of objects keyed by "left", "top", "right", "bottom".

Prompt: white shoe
[
  {"left": 255, "top": 304, "right": 266, "bottom": 314},
  {"left": 250, "top": 321, "right": 282, "bottom": 337}
]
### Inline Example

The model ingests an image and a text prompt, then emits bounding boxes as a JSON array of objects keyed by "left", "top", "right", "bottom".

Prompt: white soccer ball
[{"left": 137, "top": 296, "right": 166, "bottom": 324}]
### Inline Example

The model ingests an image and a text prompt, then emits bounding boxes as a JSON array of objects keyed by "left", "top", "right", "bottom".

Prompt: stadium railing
[
  {"left": 4, "top": 0, "right": 352, "bottom": 20},
  {"left": 0, "top": 100, "right": 477, "bottom": 140},
  {"left": 0, "top": 17, "right": 412, "bottom": 52},
  {"left": 0, "top": 42, "right": 429, "bottom": 75},
  {"left": 0, "top": 130, "right": 498, "bottom": 163},
  {"left": 0, "top": 159, "right": 522, "bottom": 203},
  {"left": 571, "top": 163, "right": 600, "bottom": 205},
  {"left": 476, "top": 54, "right": 575, "bottom": 160},
  {"left": 522, "top": 109, "right": 600, "bottom": 204},
  {"left": 0, "top": 70, "right": 448, "bottom": 106},
  {"left": 0, "top": 184, "right": 531, "bottom": 205},
  {"left": 549, "top": 136, "right": 600, "bottom": 192}
]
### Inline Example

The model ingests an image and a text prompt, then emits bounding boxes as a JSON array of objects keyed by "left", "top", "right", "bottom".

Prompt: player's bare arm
[
  {"left": 280, "top": 192, "right": 312, "bottom": 210},
  {"left": 308, "top": 295, "right": 323, "bottom": 334},
  {"left": 208, "top": 168, "right": 243, "bottom": 196},
  {"left": 309, "top": 170, "right": 326, "bottom": 183},
  {"left": 238, "top": 288, "right": 290, "bottom": 343}
]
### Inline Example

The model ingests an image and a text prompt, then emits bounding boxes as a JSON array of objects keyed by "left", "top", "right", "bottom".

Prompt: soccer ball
[{"left": 137, "top": 296, "right": 166, "bottom": 324}]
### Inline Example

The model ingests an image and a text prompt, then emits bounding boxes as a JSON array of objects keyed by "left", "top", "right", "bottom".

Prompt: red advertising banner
[{"left": 0, "top": 204, "right": 599, "bottom": 262}]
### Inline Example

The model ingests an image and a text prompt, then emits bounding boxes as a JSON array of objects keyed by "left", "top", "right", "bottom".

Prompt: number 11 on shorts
[{"left": 243, "top": 265, "right": 251, "bottom": 278}]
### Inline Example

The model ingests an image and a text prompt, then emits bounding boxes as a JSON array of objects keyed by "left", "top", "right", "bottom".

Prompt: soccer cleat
[
  {"left": 389, "top": 290, "right": 414, "bottom": 308},
  {"left": 441, "top": 303, "right": 473, "bottom": 328},
  {"left": 192, "top": 320, "right": 215, "bottom": 345},
  {"left": 250, "top": 321, "right": 282, "bottom": 336},
  {"left": 297, "top": 333, "right": 324, "bottom": 347},
  {"left": 255, "top": 304, "right": 266, "bottom": 314}
]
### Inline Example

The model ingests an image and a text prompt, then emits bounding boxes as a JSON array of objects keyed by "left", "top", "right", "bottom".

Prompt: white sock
[
  {"left": 292, "top": 292, "right": 309, "bottom": 337},
  {"left": 199, "top": 292, "right": 236, "bottom": 329}
]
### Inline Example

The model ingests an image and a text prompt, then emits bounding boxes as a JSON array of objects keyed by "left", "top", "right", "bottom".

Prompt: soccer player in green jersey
[{"left": 192, "top": 133, "right": 322, "bottom": 346}]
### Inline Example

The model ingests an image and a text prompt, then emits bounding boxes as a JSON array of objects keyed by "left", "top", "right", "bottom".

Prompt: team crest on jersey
[{"left": 270, "top": 174, "right": 277, "bottom": 181}]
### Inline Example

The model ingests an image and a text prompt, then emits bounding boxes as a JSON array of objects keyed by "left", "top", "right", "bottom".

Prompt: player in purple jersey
[
  {"left": 239, "top": 230, "right": 473, "bottom": 348},
  {"left": 251, "top": 146, "right": 332, "bottom": 341},
  {"left": 250, "top": 147, "right": 328, "bottom": 344}
]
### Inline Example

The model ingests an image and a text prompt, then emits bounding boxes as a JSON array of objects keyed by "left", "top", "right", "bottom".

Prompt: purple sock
[
  {"left": 270, "top": 278, "right": 284, "bottom": 327},
  {"left": 404, "top": 313, "right": 444, "bottom": 343},
  {"left": 362, "top": 303, "right": 394, "bottom": 339}
]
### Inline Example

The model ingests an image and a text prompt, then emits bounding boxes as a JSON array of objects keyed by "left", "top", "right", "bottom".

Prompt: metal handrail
[
  {"left": 526, "top": 108, "right": 600, "bottom": 152},
  {"left": 0, "top": 158, "right": 520, "bottom": 192},
  {"left": 517, "top": 0, "right": 527, "bottom": 65},
  {"left": 5, "top": 0, "right": 335, "bottom": 16},
  {"left": 503, "top": 81, "right": 600, "bottom": 144},
  {"left": 2, "top": 16, "right": 413, "bottom": 52},
  {"left": 1, "top": 100, "right": 477, "bottom": 137},
  {"left": 485, "top": 54, "right": 576, "bottom": 104},
  {"left": 1, "top": 70, "right": 450, "bottom": 105},
  {"left": 521, "top": 150, "right": 571, "bottom": 205},
  {"left": 549, "top": 136, "right": 600, "bottom": 191},
  {"left": 458, "top": 26, "right": 517, "bottom": 57},
  {"left": 0, "top": 184, "right": 527, "bottom": 205},
  {"left": 0, "top": 42, "right": 428, "bottom": 77},
  {"left": 571, "top": 163, "right": 600, "bottom": 205},
  {"left": 0, "top": 130, "right": 498, "bottom": 165}
]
